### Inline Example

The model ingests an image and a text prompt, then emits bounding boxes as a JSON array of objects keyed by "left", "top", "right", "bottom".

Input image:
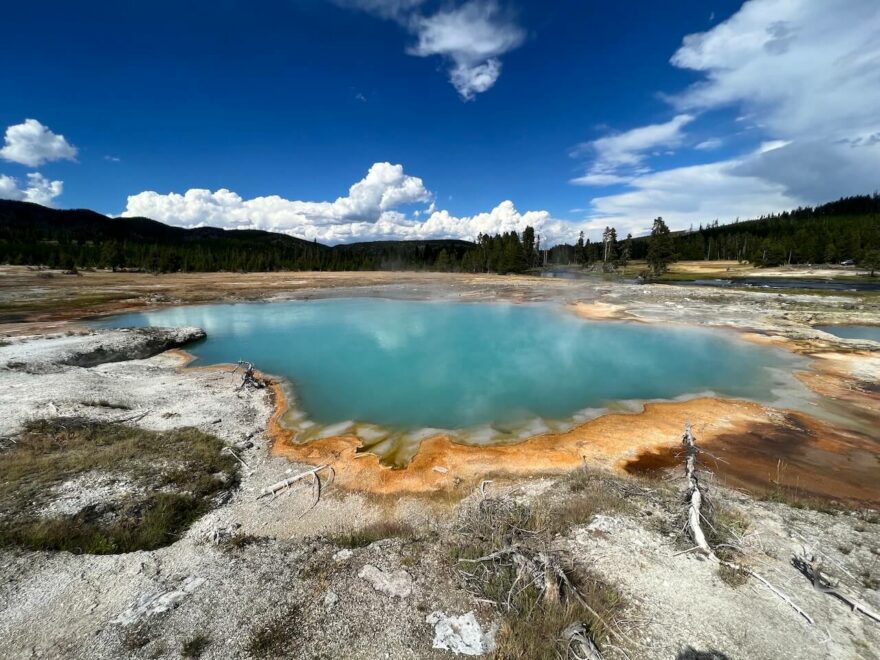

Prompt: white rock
[
  {"left": 432, "top": 466, "right": 449, "bottom": 474},
  {"left": 586, "top": 514, "right": 619, "bottom": 534},
  {"left": 358, "top": 564, "right": 412, "bottom": 598},
  {"left": 323, "top": 590, "right": 338, "bottom": 609},
  {"left": 426, "top": 611, "right": 496, "bottom": 656},
  {"left": 333, "top": 549, "right": 353, "bottom": 562},
  {"left": 113, "top": 576, "right": 205, "bottom": 626}
]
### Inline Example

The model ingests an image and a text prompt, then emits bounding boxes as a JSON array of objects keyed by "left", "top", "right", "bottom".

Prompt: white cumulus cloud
[
  {"left": 122, "top": 162, "right": 579, "bottom": 245},
  {"left": 336, "top": 0, "right": 524, "bottom": 100},
  {"left": 0, "top": 119, "right": 78, "bottom": 167},
  {"left": 0, "top": 172, "right": 64, "bottom": 206},
  {"left": 407, "top": 2, "right": 525, "bottom": 100}
]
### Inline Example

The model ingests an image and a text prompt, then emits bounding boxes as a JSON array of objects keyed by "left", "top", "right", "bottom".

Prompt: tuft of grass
[
  {"left": 717, "top": 562, "right": 749, "bottom": 588},
  {"left": 79, "top": 399, "right": 132, "bottom": 410},
  {"left": 532, "top": 468, "right": 638, "bottom": 536},
  {"left": 181, "top": 634, "right": 210, "bottom": 658},
  {"left": 329, "top": 520, "right": 416, "bottom": 548},
  {"left": 221, "top": 533, "right": 262, "bottom": 552},
  {"left": 760, "top": 485, "right": 843, "bottom": 514},
  {"left": 452, "top": 497, "right": 626, "bottom": 659},
  {"left": 0, "top": 418, "right": 238, "bottom": 554},
  {"left": 246, "top": 606, "right": 301, "bottom": 658},
  {"left": 495, "top": 575, "right": 625, "bottom": 660}
]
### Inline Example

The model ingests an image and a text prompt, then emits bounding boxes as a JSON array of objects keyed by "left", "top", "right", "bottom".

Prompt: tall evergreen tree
[{"left": 646, "top": 217, "right": 675, "bottom": 275}]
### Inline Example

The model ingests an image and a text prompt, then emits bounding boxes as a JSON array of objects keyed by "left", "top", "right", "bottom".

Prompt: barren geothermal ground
[{"left": 1, "top": 265, "right": 879, "bottom": 660}]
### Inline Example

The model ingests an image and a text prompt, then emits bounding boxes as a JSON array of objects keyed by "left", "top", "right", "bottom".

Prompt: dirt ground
[
  {"left": 667, "top": 260, "right": 873, "bottom": 278},
  {"left": 1, "top": 267, "right": 879, "bottom": 659}
]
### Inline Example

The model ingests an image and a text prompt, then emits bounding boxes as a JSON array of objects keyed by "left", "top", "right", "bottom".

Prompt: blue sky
[{"left": 1, "top": 0, "right": 878, "bottom": 244}]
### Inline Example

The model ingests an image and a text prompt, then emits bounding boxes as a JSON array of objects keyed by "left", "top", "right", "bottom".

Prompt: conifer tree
[{"left": 646, "top": 217, "right": 675, "bottom": 275}]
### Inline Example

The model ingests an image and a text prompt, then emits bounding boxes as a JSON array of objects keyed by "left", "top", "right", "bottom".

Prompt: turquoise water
[
  {"left": 816, "top": 325, "right": 880, "bottom": 342},
  {"left": 97, "top": 299, "right": 799, "bottom": 437}
]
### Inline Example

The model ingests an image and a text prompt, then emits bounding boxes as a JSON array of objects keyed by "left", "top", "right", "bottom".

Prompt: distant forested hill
[
  {"left": 0, "top": 200, "right": 477, "bottom": 272},
  {"left": 0, "top": 200, "right": 329, "bottom": 271},
  {"left": 2, "top": 194, "right": 879, "bottom": 272}
]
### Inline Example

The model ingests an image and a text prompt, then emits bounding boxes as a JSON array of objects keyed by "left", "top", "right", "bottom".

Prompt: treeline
[
  {"left": 0, "top": 199, "right": 537, "bottom": 274},
  {"left": 667, "top": 195, "right": 880, "bottom": 266},
  {"left": 2, "top": 194, "right": 879, "bottom": 274},
  {"left": 544, "top": 194, "right": 880, "bottom": 269}
]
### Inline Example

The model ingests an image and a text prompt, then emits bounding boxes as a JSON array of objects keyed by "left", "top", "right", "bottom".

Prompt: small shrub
[
  {"left": 453, "top": 498, "right": 627, "bottom": 659},
  {"left": 221, "top": 533, "right": 261, "bottom": 552},
  {"left": 246, "top": 606, "right": 301, "bottom": 658},
  {"left": 182, "top": 634, "right": 210, "bottom": 658}
]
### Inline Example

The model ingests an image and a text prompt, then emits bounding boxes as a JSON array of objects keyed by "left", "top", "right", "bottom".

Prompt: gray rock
[
  {"left": 426, "top": 611, "right": 496, "bottom": 656},
  {"left": 358, "top": 564, "right": 412, "bottom": 598}
]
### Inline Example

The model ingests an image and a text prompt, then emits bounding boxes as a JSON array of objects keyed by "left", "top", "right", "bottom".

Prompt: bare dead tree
[
  {"left": 677, "top": 424, "right": 815, "bottom": 625},
  {"left": 233, "top": 360, "right": 266, "bottom": 391}
]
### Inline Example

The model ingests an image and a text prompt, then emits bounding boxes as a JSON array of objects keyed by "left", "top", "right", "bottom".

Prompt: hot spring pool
[
  {"left": 96, "top": 299, "right": 805, "bottom": 450},
  {"left": 815, "top": 325, "right": 880, "bottom": 343}
]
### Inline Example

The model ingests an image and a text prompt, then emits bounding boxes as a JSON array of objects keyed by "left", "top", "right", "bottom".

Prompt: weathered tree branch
[
  {"left": 792, "top": 549, "right": 880, "bottom": 623},
  {"left": 678, "top": 423, "right": 815, "bottom": 625}
]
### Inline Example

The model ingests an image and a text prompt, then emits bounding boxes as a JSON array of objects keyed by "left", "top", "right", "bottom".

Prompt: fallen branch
[
  {"left": 298, "top": 465, "right": 336, "bottom": 519},
  {"left": 258, "top": 464, "right": 331, "bottom": 499},
  {"left": 112, "top": 410, "right": 151, "bottom": 424},
  {"left": 222, "top": 446, "right": 249, "bottom": 470},
  {"left": 742, "top": 565, "right": 815, "bottom": 625},
  {"left": 677, "top": 423, "right": 815, "bottom": 625},
  {"left": 681, "top": 424, "right": 714, "bottom": 558},
  {"left": 792, "top": 549, "right": 880, "bottom": 624}
]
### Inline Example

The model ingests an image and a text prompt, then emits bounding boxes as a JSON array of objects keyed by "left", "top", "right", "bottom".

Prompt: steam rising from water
[{"left": 97, "top": 298, "right": 813, "bottom": 465}]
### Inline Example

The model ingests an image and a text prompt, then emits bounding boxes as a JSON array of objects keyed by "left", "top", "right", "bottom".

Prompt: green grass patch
[
  {"left": 329, "top": 520, "right": 416, "bottom": 548},
  {"left": 0, "top": 418, "right": 238, "bottom": 554},
  {"left": 452, "top": 496, "right": 627, "bottom": 659}
]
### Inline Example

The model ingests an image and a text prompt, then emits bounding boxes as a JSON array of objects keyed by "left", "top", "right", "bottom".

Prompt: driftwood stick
[
  {"left": 222, "top": 446, "right": 250, "bottom": 469},
  {"left": 234, "top": 360, "right": 266, "bottom": 392},
  {"left": 734, "top": 562, "right": 815, "bottom": 625},
  {"left": 258, "top": 464, "right": 330, "bottom": 499}
]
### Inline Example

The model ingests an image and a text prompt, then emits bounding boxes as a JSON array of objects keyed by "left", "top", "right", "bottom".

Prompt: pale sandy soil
[
  {"left": 0, "top": 269, "right": 879, "bottom": 659},
  {"left": 667, "top": 260, "right": 874, "bottom": 278}
]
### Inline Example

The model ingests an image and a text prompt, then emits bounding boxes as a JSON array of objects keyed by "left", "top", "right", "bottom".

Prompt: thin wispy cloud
[
  {"left": 573, "top": 0, "right": 880, "bottom": 237},
  {"left": 571, "top": 114, "right": 694, "bottom": 186}
]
